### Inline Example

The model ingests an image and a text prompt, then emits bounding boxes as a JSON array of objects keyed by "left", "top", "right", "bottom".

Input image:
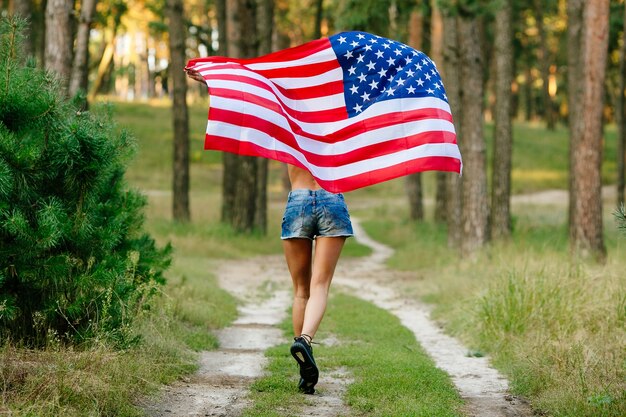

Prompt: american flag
[{"left": 186, "top": 31, "right": 462, "bottom": 193}]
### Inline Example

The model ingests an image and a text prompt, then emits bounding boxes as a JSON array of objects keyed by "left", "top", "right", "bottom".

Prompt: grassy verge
[
  {"left": 242, "top": 293, "right": 463, "bottom": 417},
  {"left": 359, "top": 204, "right": 626, "bottom": 417},
  {"left": 0, "top": 256, "right": 238, "bottom": 416}
]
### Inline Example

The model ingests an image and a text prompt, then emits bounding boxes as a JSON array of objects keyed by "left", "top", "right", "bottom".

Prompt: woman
[
  {"left": 282, "top": 164, "right": 353, "bottom": 394},
  {"left": 185, "top": 68, "right": 353, "bottom": 394}
]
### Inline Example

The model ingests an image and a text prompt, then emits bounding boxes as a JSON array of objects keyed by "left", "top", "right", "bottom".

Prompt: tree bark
[
  {"left": 44, "top": 0, "right": 73, "bottom": 93},
  {"left": 567, "top": 0, "right": 584, "bottom": 229},
  {"left": 254, "top": 0, "right": 274, "bottom": 233},
  {"left": 431, "top": 0, "right": 447, "bottom": 223},
  {"left": 569, "top": 0, "right": 609, "bottom": 259},
  {"left": 233, "top": 156, "right": 257, "bottom": 232},
  {"left": 313, "top": 0, "right": 324, "bottom": 39},
  {"left": 523, "top": 52, "right": 533, "bottom": 121},
  {"left": 69, "top": 0, "right": 97, "bottom": 105},
  {"left": 89, "top": 32, "right": 115, "bottom": 101},
  {"left": 257, "top": 0, "right": 273, "bottom": 55},
  {"left": 167, "top": 0, "right": 190, "bottom": 222},
  {"left": 490, "top": 0, "right": 513, "bottom": 240},
  {"left": 458, "top": 14, "right": 488, "bottom": 256},
  {"left": 222, "top": 0, "right": 262, "bottom": 232},
  {"left": 617, "top": 2, "right": 626, "bottom": 207},
  {"left": 215, "top": 0, "right": 227, "bottom": 56},
  {"left": 442, "top": 13, "right": 462, "bottom": 249},
  {"left": 405, "top": 7, "right": 424, "bottom": 221},
  {"left": 406, "top": 172, "right": 424, "bottom": 220}
]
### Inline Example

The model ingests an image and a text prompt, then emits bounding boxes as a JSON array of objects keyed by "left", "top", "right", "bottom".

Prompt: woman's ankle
[{"left": 299, "top": 333, "right": 313, "bottom": 345}]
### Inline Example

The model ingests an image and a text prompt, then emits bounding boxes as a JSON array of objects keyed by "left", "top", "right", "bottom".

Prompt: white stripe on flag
[{"left": 208, "top": 121, "right": 461, "bottom": 180}]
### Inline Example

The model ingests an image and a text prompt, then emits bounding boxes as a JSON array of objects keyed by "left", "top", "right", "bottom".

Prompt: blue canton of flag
[{"left": 330, "top": 31, "right": 448, "bottom": 118}]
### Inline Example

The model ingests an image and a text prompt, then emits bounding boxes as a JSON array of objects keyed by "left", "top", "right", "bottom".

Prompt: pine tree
[
  {"left": 615, "top": 204, "right": 626, "bottom": 236},
  {"left": 0, "top": 17, "right": 171, "bottom": 347}
]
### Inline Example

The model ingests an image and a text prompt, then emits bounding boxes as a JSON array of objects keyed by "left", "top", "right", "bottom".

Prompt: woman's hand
[{"left": 185, "top": 68, "right": 205, "bottom": 84}]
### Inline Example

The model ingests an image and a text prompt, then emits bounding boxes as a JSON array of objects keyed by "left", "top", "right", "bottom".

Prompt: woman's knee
[
  {"left": 293, "top": 286, "right": 310, "bottom": 300},
  {"left": 309, "top": 277, "right": 332, "bottom": 294}
]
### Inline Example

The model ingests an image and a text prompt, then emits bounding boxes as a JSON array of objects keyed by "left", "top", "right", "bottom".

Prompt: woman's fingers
[{"left": 184, "top": 68, "right": 205, "bottom": 83}]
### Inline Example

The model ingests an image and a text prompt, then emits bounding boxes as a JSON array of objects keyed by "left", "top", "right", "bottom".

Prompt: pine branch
[
  {"left": 615, "top": 203, "right": 626, "bottom": 234},
  {"left": 3, "top": 19, "right": 16, "bottom": 94}
]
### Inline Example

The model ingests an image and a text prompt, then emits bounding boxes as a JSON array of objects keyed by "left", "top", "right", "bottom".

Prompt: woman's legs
[
  {"left": 283, "top": 238, "right": 313, "bottom": 336},
  {"left": 283, "top": 236, "right": 346, "bottom": 340}
]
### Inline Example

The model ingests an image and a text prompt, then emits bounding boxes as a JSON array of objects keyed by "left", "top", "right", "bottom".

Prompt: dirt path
[
  {"left": 335, "top": 220, "right": 533, "bottom": 417},
  {"left": 143, "top": 219, "right": 533, "bottom": 417},
  {"left": 141, "top": 258, "right": 291, "bottom": 417}
]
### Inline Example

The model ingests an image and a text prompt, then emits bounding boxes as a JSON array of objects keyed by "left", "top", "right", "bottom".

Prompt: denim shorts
[{"left": 281, "top": 189, "right": 354, "bottom": 240}]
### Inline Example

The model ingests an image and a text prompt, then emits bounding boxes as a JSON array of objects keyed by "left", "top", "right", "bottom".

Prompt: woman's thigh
[{"left": 311, "top": 237, "right": 346, "bottom": 285}]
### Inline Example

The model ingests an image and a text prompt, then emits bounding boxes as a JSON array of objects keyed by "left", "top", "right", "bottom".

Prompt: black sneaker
[
  {"left": 291, "top": 336, "right": 318, "bottom": 394},
  {"left": 297, "top": 377, "right": 315, "bottom": 394}
]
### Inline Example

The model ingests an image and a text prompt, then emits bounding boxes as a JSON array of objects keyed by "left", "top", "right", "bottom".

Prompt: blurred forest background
[{"left": 2, "top": 0, "right": 626, "bottom": 258}]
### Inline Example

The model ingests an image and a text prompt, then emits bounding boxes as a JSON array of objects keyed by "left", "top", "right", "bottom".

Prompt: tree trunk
[
  {"left": 167, "top": 0, "right": 190, "bottom": 222},
  {"left": 490, "top": 0, "right": 513, "bottom": 240},
  {"left": 617, "top": 2, "right": 626, "bottom": 207},
  {"left": 222, "top": 0, "right": 261, "bottom": 232},
  {"left": 34, "top": 0, "right": 47, "bottom": 67},
  {"left": 69, "top": 0, "right": 97, "bottom": 105},
  {"left": 13, "top": 0, "right": 33, "bottom": 59},
  {"left": 533, "top": 0, "right": 555, "bottom": 130},
  {"left": 569, "top": 0, "right": 609, "bottom": 259},
  {"left": 523, "top": 54, "right": 533, "bottom": 121},
  {"left": 257, "top": 0, "right": 273, "bottom": 55},
  {"left": 313, "top": 0, "right": 324, "bottom": 39},
  {"left": 405, "top": 7, "right": 424, "bottom": 221},
  {"left": 215, "top": 0, "right": 227, "bottom": 56},
  {"left": 89, "top": 34, "right": 115, "bottom": 101},
  {"left": 44, "top": 0, "right": 73, "bottom": 93},
  {"left": 406, "top": 172, "right": 424, "bottom": 220},
  {"left": 254, "top": 0, "right": 273, "bottom": 233},
  {"left": 458, "top": 14, "right": 488, "bottom": 256},
  {"left": 567, "top": 0, "right": 584, "bottom": 229},
  {"left": 431, "top": 0, "right": 447, "bottom": 223},
  {"left": 233, "top": 156, "right": 257, "bottom": 232},
  {"left": 442, "top": 13, "right": 462, "bottom": 249}
]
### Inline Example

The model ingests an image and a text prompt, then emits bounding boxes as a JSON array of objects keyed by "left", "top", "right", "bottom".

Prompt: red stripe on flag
[
  {"left": 316, "top": 156, "right": 462, "bottom": 193},
  {"left": 186, "top": 38, "right": 332, "bottom": 68}
]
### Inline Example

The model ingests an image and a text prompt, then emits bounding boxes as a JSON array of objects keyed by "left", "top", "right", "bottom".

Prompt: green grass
[
  {"left": 489, "top": 121, "right": 619, "bottom": 194},
  {"left": 242, "top": 293, "right": 463, "bottom": 417},
  {"left": 0, "top": 258, "right": 238, "bottom": 416},
  {"left": 358, "top": 205, "right": 626, "bottom": 417},
  {"left": 108, "top": 99, "right": 223, "bottom": 191}
]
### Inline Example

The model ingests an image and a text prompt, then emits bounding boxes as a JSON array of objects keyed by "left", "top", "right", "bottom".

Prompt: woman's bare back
[{"left": 288, "top": 165, "right": 322, "bottom": 191}]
